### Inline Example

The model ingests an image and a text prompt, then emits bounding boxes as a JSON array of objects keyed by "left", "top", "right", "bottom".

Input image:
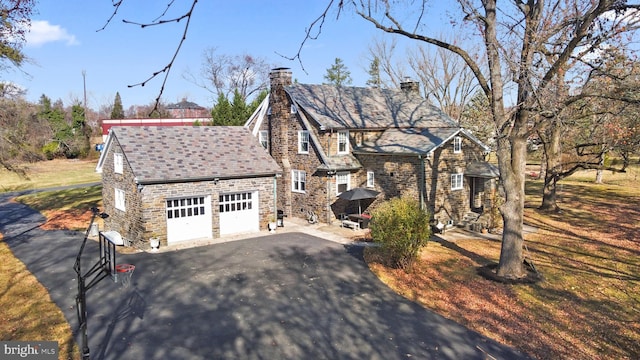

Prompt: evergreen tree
[
  {"left": 366, "top": 57, "right": 381, "bottom": 88},
  {"left": 210, "top": 89, "right": 268, "bottom": 126},
  {"left": 210, "top": 93, "right": 233, "bottom": 126},
  {"left": 111, "top": 92, "right": 124, "bottom": 119},
  {"left": 324, "top": 58, "right": 352, "bottom": 87},
  {"left": 248, "top": 89, "right": 268, "bottom": 114},
  {"left": 39, "top": 95, "right": 69, "bottom": 159},
  {"left": 230, "top": 89, "right": 247, "bottom": 124},
  {"left": 70, "top": 102, "right": 90, "bottom": 157}
]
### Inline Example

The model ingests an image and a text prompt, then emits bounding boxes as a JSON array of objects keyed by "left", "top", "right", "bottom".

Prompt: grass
[
  {"left": 16, "top": 185, "right": 104, "bottom": 231},
  {"left": 0, "top": 240, "right": 80, "bottom": 359},
  {"left": 365, "top": 163, "right": 640, "bottom": 359},
  {"left": 0, "top": 159, "right": 100, "bottom": 193}
]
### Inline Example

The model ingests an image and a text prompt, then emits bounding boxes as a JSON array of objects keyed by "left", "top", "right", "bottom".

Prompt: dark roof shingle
[
  {"left": 286, "top": 84, "right": 457, "bottom": 130},
  {"left": 111, "top": 126, "right": 281, "bottom": 184},
  {"left": 354, "top": 128, "right": 460, "bottom": 155}
]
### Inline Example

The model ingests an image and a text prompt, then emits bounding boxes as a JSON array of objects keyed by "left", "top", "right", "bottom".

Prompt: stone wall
[
  {"left": 140, "top": 177, "right": 276, "bottom": 247},
  {"left": 102, "top": 135, "right": 276, "bottom": 247},
  {"left": 101, "top": 136, "right": 144, "bottom": 245}
]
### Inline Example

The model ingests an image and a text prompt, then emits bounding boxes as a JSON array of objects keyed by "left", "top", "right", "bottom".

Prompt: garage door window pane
[{"left": 167, "top": 196, "right": 206, "bottom": 219}]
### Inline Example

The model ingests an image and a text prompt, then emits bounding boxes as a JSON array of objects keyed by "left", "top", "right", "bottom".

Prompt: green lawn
[{"left": 0, "top": 159, "right": 100, "bottom": 193}]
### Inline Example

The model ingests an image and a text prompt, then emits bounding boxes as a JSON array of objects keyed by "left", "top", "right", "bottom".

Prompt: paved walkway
[{"left": 1, "top": 191, "right": 530, "bottom": 360}]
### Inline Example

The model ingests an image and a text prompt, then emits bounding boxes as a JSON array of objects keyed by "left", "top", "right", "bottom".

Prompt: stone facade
[
  {"left": 101, "top": 136, "right": 277, "bottom": 247},
  {"left": 248, "top": 68, "right": 496, "bottom": 226}
]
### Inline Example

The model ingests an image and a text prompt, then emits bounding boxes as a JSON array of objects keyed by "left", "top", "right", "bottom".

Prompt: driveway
[{"left": 1, "top": 192, "right": 529, "bottom": 359}]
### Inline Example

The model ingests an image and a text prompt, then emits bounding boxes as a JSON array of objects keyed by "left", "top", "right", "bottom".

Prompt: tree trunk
[
  {"left": 595, "top": 169, "right": 603, "bottom": 184},
  {"left": 496, "top": 133, "right": 527, "bottom": 279},
  {"left": 540, "top": 121, "right": 562, "bottom": 211},
  {"left": 541, "top": 173, "right": 559, "bottom": 211},
  {"left": 595, "top": 151, "right": 605, "bottom": 184}
]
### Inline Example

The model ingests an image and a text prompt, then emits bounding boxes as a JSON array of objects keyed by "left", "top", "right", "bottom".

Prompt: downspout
[
  {"left": 327, "top": 129, "right": 333, "bottom": 223},
  {"left": 419, "top": 155, "right": 426, "bottom": 211},
  {"left": 273, "top": 175, "right": 278, "bottom": 223}
]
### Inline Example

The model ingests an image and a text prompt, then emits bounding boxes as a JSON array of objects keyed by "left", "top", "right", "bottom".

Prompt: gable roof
[
  {"left": 354, "top": 128, "right": 490, "bottom": 155},
  {"left": 286, "top": 84, "right": 457, "bottom": 130},
  {"left": 98, "top": 126, "right": 281, "bottom": 184}
]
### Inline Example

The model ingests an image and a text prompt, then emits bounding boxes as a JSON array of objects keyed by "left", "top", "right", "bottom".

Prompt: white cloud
[{"left": 25, "top": 20, "right": 79, "bottom": 47}]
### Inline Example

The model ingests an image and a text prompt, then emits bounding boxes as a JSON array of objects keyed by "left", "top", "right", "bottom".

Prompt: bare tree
[
  {"left": 365, "top": 37, "right": 405, "bottom": 88},
  {"left": 537, "top": 50, "right": 640, "bottom": 210},
  {"left": 315, "top": 0, "right": 640, "bottom": 279},
  {"left": 407, "top": 44, "right": 479, "bottom": 122},
  {"left": 183, "top": 47, "right": 271, "bottom": 103},
  {"left": 365, "top": 36, "right": 479, "bottom": 121},
  {"left": 0, "top": 98, "right": 48, "bottom": 174}
]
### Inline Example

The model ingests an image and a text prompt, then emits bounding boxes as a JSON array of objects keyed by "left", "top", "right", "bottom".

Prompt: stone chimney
[
  {"left": 270, "top": 67, "right": 293, "bottom": 88},
  {"left": 400, "top": 78, "right": 421, "bottom": 97},
  {"left": 268, "top": 68, "right": 293, "bottom": 215}
]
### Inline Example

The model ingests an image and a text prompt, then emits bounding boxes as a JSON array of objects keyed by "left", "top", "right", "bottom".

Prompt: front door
[{"left": 470, "top": 177, "right": 485, "bottom": 213}]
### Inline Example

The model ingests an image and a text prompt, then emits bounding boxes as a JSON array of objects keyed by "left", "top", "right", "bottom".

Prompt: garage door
[
  {"left": 166, "top": 196, "right": 212, "bottom": 244},
  {"left": 219, "top": 191, "right": 259, "bottom": 236}
]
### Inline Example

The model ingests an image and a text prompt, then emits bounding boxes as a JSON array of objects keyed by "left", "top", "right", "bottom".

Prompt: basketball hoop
[{"left": 114, "top": 264, "right": 135, "bottom": 289}]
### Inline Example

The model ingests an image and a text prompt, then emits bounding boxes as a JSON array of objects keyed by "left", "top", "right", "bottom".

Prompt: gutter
[{"left": 136, "top": 171, "right": 283, "bottom": 186}]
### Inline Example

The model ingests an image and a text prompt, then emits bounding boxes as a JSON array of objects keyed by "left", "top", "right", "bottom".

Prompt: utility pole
[{"left": 82, "top": 70, "right": 87, "bottom": 116}]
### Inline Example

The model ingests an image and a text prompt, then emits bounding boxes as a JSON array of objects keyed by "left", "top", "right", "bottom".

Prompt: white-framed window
[
  {"left": 451, "top": 173, "right": 464, "bottom": 190},
  {"left": 114, "top": 153, "right": 123, "bottom": 174},
  {"left": 367, "top": 171, "right": 375, "bottom": 188},
  {"left": 337, "top": 131, "right": 349, "bottom": 154},
  {"left": 298, "top": 130, "right": 309, "bottom": 154},
  {"left": 336, "top": 171, "right": 351, "bottom": 195},
  {"left": 292, "top": 170, "right": 306, "bottom": 193},
  {"left": 453, "top": 136, "right": 462, "bottom": 153},
  {"left": 259, "top": 130, "right": 268, "bottom": 149},
  {"left": 115, "top": 188, "right": 126, "bottom": 211}
]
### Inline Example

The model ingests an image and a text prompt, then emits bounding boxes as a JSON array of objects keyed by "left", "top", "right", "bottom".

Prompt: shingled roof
[
  {"left": 108, "top": 126, "right": 281, "bottom": 184},
  {"left": 354, "top": 128, "right": 490, "bottom": 155},
  {"left": 286, "top": 84, "right": 457, "bottom": 130}
]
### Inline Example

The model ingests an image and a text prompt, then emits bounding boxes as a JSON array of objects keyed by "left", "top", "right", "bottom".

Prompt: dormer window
[
  {"left": 453, "top": 136, "right": 462, "bottom": 153},
  {"left": 338, "top": 131, "right": 349, "bottom": 154}
]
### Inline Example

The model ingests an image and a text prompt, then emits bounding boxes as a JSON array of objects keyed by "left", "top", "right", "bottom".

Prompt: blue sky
[{"left": 3, "top": 1, "right": 453, "bottom": 110}]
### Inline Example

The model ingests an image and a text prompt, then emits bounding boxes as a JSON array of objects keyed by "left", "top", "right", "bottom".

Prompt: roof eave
[{"left": 137, "top": 171, "right": 283, "bottom": 186}]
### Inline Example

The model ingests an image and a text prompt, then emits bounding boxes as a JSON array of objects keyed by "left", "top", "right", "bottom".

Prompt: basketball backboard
[{"left": 99, "top": 230, "right": 124, "bottom": 280}]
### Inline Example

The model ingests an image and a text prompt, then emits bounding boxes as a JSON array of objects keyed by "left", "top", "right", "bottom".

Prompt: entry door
[
  {"left": 166, "top": 196, "right": 212, "bottom": 244},
  {"left": 219, "top": 191, "right": 259, "bottom": 236}
]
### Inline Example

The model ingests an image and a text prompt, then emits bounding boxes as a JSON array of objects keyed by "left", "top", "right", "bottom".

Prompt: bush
[{"left": 369, "top": 197, "right": 431, "bottom": 270}]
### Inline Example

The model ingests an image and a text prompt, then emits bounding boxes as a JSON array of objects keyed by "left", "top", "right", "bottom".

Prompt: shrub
[{"left": 369, "top": 197, "right": 431, "bottom": 270}]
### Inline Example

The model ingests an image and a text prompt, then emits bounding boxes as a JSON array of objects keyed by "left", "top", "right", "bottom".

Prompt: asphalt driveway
[{"left": 1, "top": 192, "right": 529, "bottom": 359}]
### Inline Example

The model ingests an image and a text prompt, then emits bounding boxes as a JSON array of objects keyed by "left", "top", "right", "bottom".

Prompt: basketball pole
[{"left": 74, "top": 207, "right": 110, "bottom": 360}]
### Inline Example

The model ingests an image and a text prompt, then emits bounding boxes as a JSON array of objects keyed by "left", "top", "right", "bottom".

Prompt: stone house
[
  {"left": 244, "top": 68, "right": 498, "bottom": 227},
  {"left": 96, "top": 126, "right": 281, "bottom": 247}
]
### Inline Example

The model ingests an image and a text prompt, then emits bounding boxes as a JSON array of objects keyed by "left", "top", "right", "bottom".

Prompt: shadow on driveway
[{"left": 1, "top": 193, "right": 530, "bottom": 359}]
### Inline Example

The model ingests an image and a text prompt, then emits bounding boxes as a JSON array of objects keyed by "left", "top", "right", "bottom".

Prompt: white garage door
[
  {"left": 166, "top": 196, "right": 212, "bottom": 244},
  {"left": 219, "top": 191, "right": 259, "bottom": 236}
]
